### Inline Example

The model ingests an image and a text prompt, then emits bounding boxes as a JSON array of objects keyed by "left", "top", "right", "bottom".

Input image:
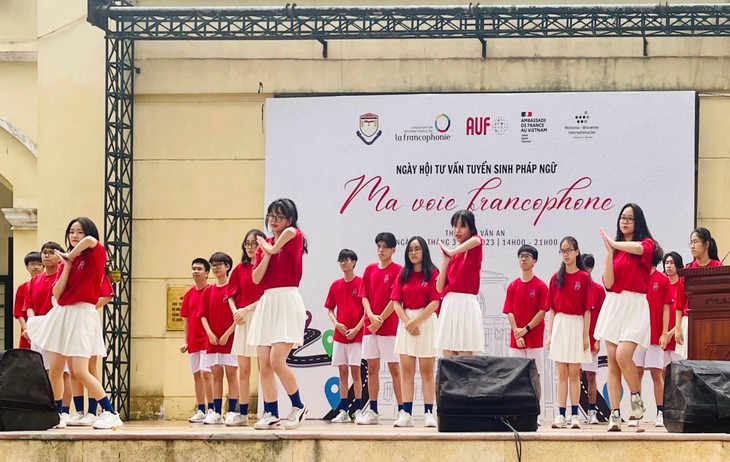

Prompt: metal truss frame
[{"left": 87, "top": 0, "right": 729, "bottom": 419}]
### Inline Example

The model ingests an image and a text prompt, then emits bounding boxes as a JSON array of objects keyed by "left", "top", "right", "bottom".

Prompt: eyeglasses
[
  {"left": 41, "top": 251, "right": 56, "bottom": 257},
  {"left": 266, "top": 213, "right": 287, "bottom": 223},
  {"left": 210, "top": 262, "right": 224, "bottom": 269},
  {"left": 688, "top": 240, "right": 703, "bottom": 247},
  {"left": 243, "top": 241, "right": 258, "bottom": 248},
  {"left": 407, "top": 247, "right": 423, "bottom": 253},
  {"left": 518, "top": 253, "right": 534, "bottom": 260},
  {"left": 619, "top": 215, "right": 635, "bottom": 223},
  {"left": 558, "top": 248, "right": 576, "bottom": 255}
]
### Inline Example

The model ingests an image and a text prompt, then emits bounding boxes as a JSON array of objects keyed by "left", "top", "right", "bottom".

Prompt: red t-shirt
[
  {"left": 359, "top": 262, "right": 403, "bottom": 336},
  {"left": 253, "top": 229, "right": 304, "bottom": 290},
  {"left": 325, "top": 276, "right": 365, "bottom": 344},
  {"left": 14, "top": 282, "right": 31, "bottom": 349},
  {"left": 58, "top": 244, "right": 107, "bottom": 306},
  {"left": 228, "top": 262, "right": 264, "bottom": 308},
  {"left": 26, "top": 270, "right": 60, "bottom": 316},
  {"left": 100, "top": 274, "right": 114, "bottom": 298},
  {"left": 588, "top": 281, "right": 606, "bottom": 345},
  {"left": 201, "top": 283, "right": 234, "bottom": 354},
  {"left": 549, "top": 270, "right": 593, "bottom": 316},
  {"left": 607, "top": 238, "right": 654, "bottom": 294},
  {"left": 180, "top": 285, "right": 208, "bottom": 354},
  {"left": 667, "top": 278, "right": 686, "bottom": 350},
  {"left": 391, "top": 269, "right": 441, "bottom": 310},
  {"left": 646, "top": 270, "right": 673, "bottom": 345},
  {"left": 443, "top": 236, "right": 483, "bottom": 295},
  {"left": 687, "top": 259, "right": 722, "bottom": 268},
  {"left": 502, "top": 276, "right": 549, "bottom": 349}
]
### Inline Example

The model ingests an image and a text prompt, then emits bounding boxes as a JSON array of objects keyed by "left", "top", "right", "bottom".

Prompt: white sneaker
[
  {"left": 188, "top": 409, "right": 206, "bottom": 423},
  {"left": 75, "top": 413, "right": 98, "bottom": 426},
  {"left": 537, "top": 418, "right": 542, "bottom": 427},
  {"left": 203, "top": 410, "right": 223, "bottom": 425},
  {"left": 53, "top": 414, "right": 66, "bottom": 429},
  {"left": 352, "top": 409, "right": 363, "bottom": 423},
  {"left": 60, "top": 412, "right": 70, "bottom": 423},
  {"left": 393, "top": 410, "right": 414, "bottom": 427},
  {"left": 92, "top": 411, "right": 124, "bottom": 429},
  {"left": 223, "top": 411, "right": 239, "bottom": 425},
  {"left": 226, "top": 413, "right": 249, "bottom": 426},
  {"left": 588, "top": 409, "right": 599, "bottom": 425},
  {"left": 551, "top": 414, "right": 567, "bottom": 429},
  {"left": 356, "top": 408, "right": 380, "bottom": 425},
  {"left": 654, "top": 411, "right": 664, "bottom": 427},
  {"left": 254, "top": 412, "right": 281, "bottom": 430},
  {"left": 569, "top": 415, "right": 581, "bottom": 429},
  {"left": 424, "top": 411, "right": 437, "bottom": 428},
  {"left": 331, "top": 409, "right": 352, "bottom": 423},
  {"left": 627, "top": 418, "right": 639, "bottom": 427},
  {"left": 607, "top": 411, "right": 622, "bottom": 432},
  {"left": 630, "top": 394, "right": 645, "bottom": 420},
  {"left": 66, "top": 411, "right": 84, "bottom": 426},
  {"left": 284, "top": 406, "right": 307, "bottom": 430}
]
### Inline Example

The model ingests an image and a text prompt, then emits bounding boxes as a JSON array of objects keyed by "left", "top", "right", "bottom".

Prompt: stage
[{"left": 1, "top": 420, "right": 727, "bottom": 462}]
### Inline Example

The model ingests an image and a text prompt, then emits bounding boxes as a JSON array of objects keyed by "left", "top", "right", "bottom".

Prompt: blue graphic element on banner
[
  {"left": 324, "top": 376, "right": 340, "bottom": 410},
  {"left": 602, "top": 383, "right": 623, "bottom": 409}
]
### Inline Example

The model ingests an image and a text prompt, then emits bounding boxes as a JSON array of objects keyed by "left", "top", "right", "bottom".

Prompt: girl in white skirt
[
  {"left": 248, "top": 199, "right": 308, "bottom": 430},
  {"left": 547, "top": 237, "right": 592, "bottom": 430},
  {"left": 435, "top": 210, "right": 484, "bottom": 356},
  {"left": 26, "top": 217, "right": 123, "bottom": 429},
  {"left": 227, "top": 229, "right": 266, "bottom": 426},
  {"left": 595, "top": 203, "right": 656, "bottom": 432},
  {"left": 392, "top": 236, "right": 441, "bottom": 428}
]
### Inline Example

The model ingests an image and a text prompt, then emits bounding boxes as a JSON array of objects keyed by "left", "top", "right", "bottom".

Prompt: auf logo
[
  {"left": 466, "top": 116, "right": 490, "bottom": 136},
  {"left": 356, "top": 113, "right": 383, "bottom": 145}
]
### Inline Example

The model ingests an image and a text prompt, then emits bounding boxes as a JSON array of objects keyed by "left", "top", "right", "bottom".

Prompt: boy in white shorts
[
  {"left": 180, "top": 258, "right": 214, "bottom": 423},
  {"left": 503, "top": 245, "right": 549, "bottom": 412},
  {"left": 631, "top": 247, "right": 672, "bottom": 428},
  {"left": 582, "top": 253, "right": 606, "bottom": 425},
  {"left": 357, "top": 233, "right": 403, "bottom": 425},
  {"left": 325, "top": 249, "right": 365, "bottom": 423}
]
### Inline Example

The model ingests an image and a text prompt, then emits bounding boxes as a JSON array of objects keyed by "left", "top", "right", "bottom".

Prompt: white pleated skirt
[
  {"left": 675, "top": 316, "right": 689, "bottom": 358},
  {"left": 549, "top": 312, "right": 592, "bottom": 364},
  {"left": 246, "top": 287, "right": 305, "bottom": 347},
  {"left": 394, "top": 308, "right": 438, "bottom": 358},
  {"left": 26, "top": 303, "right": 106, "bottom": 359},
  {"left": 433, "top": 292, "right": 484, "bottom": 353},
  {"left": 594, "top": 291, "right": 650, "bottom": 349},
  {"left": 231, "top": 309, "right": 257, "bottom": 357}
]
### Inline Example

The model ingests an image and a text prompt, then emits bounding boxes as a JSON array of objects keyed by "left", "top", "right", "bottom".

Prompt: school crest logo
[
  {"left": 653, "top": 282, "right": 659, "bottom": 291},
  {"left": 384, "top": 274, "right": 390, "bottom": 284},
  {"left": 352, "top": 288, "right": 358, "bottom": 296},
  {"left": 422, "top": 280, "right": 428, "bottom": 287},
  {"left": 356, "top": 113, "right": 382, "bottom": 145},
  {"left": 574, "top": 282, "right": 582, "bottom": 291},
  {"left": 78, "top": 261, "right": 86, "bottom": 270},
  {"left": 529, "top": 289, "right": 535, "bottom": 298}
]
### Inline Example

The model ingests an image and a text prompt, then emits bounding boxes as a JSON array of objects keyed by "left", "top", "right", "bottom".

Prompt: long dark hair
[
  {"left": 556, "top": 236, "right": 586, "bottom": 288},
  {"left": 615, "top": 203, "right": 654, "bottom": 243},
  {"left": 691, "top": 227, "right": 719, "bottom": 261},
  {"left": 450, "top": 210, "right": 477, "bottom": 237},
  {"left": 400, "top": 236, "right": 437, "bottom": 284},
  {"left": 241, "top": 229, "right": 266, "bottom": 264},
  {"left": 64, "top": 217, "right": 100, "bottom": 251},
  {"left": 662, "top": 251, "right": 685, "bottom": 273},
  {"left": 266, "top": 198, "right": 308, "bottom": 254}
]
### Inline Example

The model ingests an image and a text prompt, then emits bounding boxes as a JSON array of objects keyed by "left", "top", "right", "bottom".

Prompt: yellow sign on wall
[{"left": 166, "top": 286, "right": 189, "bottom": 331}]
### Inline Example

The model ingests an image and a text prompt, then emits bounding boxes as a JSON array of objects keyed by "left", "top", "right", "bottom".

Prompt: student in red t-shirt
[
  {"left": 546, "top": 237, "right": 592, "bottom": 430},
  {"left": 631, "top": 245, "right": 671, "bottom": 428},
  {"left": 435, "top": 210, "right": 485, "bottom": 356},
  {"left": 26, "top": 217, "right": 123, "bottom": 429},
  {"left": 247, "top": 199, "right": 308, "bottom": 430},
  {"left": 392, "top": 237, "right": 441, "bottom": 428},
  {"left": 200, "top": 252, "right": 238, "bottom": 425},
  {"left": 356, "top": 232, "right": 403, "bottom": 425},
  {"left": 581, "top": 253, "right": 606, "bottom": 425},
  {"left": 595, "top": 203, "right": 656, "bottom": 432},
  {"left": 179, "top": 258, "right": 213, "bottom": 424},
  {"left": 325, "top": 249, "right": 365, "bottom": 424},
  {"left": 503, "top": 245, "right": 548, "bottom": 406},
  {"left": 228, "top": 229, "right": 266, "bottom": 427},
  {"left": 662, "top": 252, "right": 686, "bottom": 361},
  {"left": 14, "top": 251, "right": 43, "bottom": 349}
]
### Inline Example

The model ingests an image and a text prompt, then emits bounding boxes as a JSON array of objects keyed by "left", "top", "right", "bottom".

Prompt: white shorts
[
  {"left": 549, "top": 313, "right": 592, "bottom": 364},
  {"left": 664, "top": 350, "right": 683, "bottom": 366},
  {"left": 395, "top": 309, "right": 439, "bottom": 358},
  {"left": 247, "top": 287, "right": 306, "bottom": 347},
  {"left": 675, "top": 316, "right": 689, "bottom": 358},
  {"left": 509, "top": 347, "right": 544, "bottom": 377},
  {"left": 594, "top": 291, "right": 651, "bottom": 349},
  {"left": 434, "top": 292, "right": 484, "bottom": 353},
  {"left": 332, "top": 341, "right": 362, "bottom": 367},
  {"left": 231, "top": 312, "right": 257, "bottom": 357},
  {"left": 205, "top": 353, "right": 238, "bottom": 368},
  {"left": 362, "top": 335, "right": 399, "bottom": 364},
  {"left": 26, "top": 303, "right": 106, "bottom": 359},
  {"left": 633, "top": 344, "right": 665, "bottom": 369},
  {"left": 189, "top": 351, "right": 211, "bottom": 374},
  {"left": 582, "top": 352, "right": 599, "bottom": 373}
]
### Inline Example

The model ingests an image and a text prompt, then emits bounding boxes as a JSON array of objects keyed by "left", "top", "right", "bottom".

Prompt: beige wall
[{"left": 1, "top": 0, "right": 727, "bottom": 419}]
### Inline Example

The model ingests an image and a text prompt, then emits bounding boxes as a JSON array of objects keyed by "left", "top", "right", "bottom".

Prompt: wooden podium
[{"left": 678, "top": 265, "right": 730, "bottom": 360}]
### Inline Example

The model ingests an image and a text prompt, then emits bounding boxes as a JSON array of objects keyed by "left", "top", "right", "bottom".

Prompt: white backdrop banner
[{"left": 264, "top": 92, "right": 696, "bottom": 421}]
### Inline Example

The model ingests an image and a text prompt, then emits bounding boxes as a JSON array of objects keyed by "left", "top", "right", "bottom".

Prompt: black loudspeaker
[
  {"left": 436, "top": 355, "right": 540, "bottom": 432},
  {"left": 0, "top": 349, "right": 59, "bottom": 431},
  {"left": 664, "top": 360, "right": 730, "bottom": 433}
]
